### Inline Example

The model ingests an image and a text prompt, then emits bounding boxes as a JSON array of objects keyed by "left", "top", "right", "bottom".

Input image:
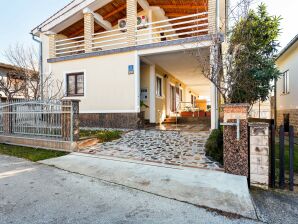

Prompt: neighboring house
[
  {"left": 0, "top": 62, "right": 33, "bottom": 101},
  {"left": 275, "top": 34, "right": 298, "bottom": 135},
  {"left": 31, "top": 0, "right": 228, "bottom": 129}
]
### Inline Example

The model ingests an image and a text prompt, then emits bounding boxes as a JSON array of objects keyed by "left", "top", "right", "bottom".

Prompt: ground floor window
[
  {"left": 156, "top": 76, "right": 163, "bottom": 97},
  {"left": 66, "top": 72, "right": 84, "bottom": 96},
  {"left": 191, "top": 95, "right": 196, "bottom": 107}
]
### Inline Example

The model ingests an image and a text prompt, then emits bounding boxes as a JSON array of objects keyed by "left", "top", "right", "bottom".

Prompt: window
[
  {"left": 282, "top": 70, "right": 290, "bottom": 94},
  {"left": 179, "top": 89, "right": 183, "bottom": 102},
  {"left": 156, "top": 76, "right": 162, "bottom": 97},
  {"left": 191, "top": 95, "right": 196, "bottom": 107},
  {"left": 66, "top": 72, "right": 84, "bottom": 96}
]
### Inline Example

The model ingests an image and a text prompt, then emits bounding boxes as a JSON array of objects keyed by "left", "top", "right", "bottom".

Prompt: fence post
[
  {"left": 61, "top": 99, "right": 80, "bottom": 142},
  {"left": 279, "top": 125, "right": 285, "bottom": 189},
  {"left": 270, "top": 124, "right": 276, "bottom": 188},
  {"left": 289, "top": 126, "right": 294, "bottom": 191},
  {"left": 249, "top": 122, "right": 270, "bottom": 189},
  {"left": 3, "top": 100, "right": 12, "bottom": 134}
]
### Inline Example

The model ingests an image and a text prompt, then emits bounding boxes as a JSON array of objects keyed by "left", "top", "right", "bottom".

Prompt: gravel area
[
  {"left": 82, "top": 130, "right": 221, "bottom": 169},
  {"left": 251, "top": 188, "right": 298, "bottom": 224}
]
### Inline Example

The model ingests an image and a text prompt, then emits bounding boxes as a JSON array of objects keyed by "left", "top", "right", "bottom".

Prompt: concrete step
[
  {"left": 40, "top": 153, "right": 258, "bottom": 220},
  {"left": 163, "top": 117, "right": 177, "bottom": 124}
]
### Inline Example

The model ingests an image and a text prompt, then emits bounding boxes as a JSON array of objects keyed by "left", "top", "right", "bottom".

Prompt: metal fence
[
  {"left": 0, "top": 99, "right": 74, "bottom": 143},
  {"left": 270, "top": 124, "right": 295, "bottom": 191}
]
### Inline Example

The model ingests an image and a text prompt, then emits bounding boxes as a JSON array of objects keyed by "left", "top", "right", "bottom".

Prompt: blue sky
[
  {"left": 0, "top": 0, "right": 69, "bottom": 62},
  {"left": 0, "top": 0, "right": 297, "bottom": 63}
]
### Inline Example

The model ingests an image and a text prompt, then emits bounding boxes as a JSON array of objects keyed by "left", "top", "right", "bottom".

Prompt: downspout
[{"left": 31, "top": 31, "right": 43, "bottom": 100}]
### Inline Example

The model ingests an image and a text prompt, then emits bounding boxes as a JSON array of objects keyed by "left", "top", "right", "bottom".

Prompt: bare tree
[
  {"left": 3, "top": 43, "right": 63, "bottom": 100},
  {"left": 185, "top": 0, "right": 260, "bottom": 104}
]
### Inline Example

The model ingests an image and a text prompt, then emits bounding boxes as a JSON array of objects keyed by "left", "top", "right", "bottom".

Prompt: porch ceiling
[
  {"left": 143, "top": 48, "right": 211, "bottom": 96},
  {"left": 59, "top": 0, "right": 208, "bottom": 38},
  {"left": 148, "top": 0, "right": 208, "bottom": 17}
]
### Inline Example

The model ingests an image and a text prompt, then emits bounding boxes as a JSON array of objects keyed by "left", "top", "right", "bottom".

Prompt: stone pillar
[
  {"left": 249, "top": 123, "right": 270, "bottom": 189},
  {"left": 208, "top": 0, "right": 217, "bottom": 34},
  {"left": 48, "top": 34, "right": 57, "bottom": 58},
  {"left": 61, "top": 99, "right": 80, "bottom": 142},
  {"left": 126, "top": 0, "right": 137, "bottom": 47},
  {"left": 222, "top": 104, "right": 250, "bottom": 176},
  {"left": 83, "top": 8, "right": 94, "bottom": 53}
]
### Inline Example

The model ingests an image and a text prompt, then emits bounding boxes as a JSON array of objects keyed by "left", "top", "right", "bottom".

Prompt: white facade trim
[
  {"left": 135, "top": 52, "right": 141, "bottom": 112},
  {"left": 149, "top": 64, "right": 156, "bottom": 123}
]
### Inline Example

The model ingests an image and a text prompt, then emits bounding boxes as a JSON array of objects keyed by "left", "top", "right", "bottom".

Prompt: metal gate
[{"left": 270, "top": 124, "right": 296, "bottom": 191}]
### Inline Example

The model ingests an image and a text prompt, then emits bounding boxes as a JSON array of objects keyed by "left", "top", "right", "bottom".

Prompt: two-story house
[
  {"left": 31, "top": 0, "right": 227, "bottom": 129},
  {"left": 276, "top": 34, "right": 298, "bottom": 135}
]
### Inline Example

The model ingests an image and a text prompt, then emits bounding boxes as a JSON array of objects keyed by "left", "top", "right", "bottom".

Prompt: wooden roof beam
[
  {"left": 103, "top": 4, "right": 127, "bottom": 19},
  {"left": 151, "top": 5, "right": 207, "bottom": 10},
  {"left": 138, "top": 0, "right": 150, "bottom": 10},
  {"left": 83, "top": 8, "right": 112, "bottom": 30},
  {"left": 166, "top": 12, "right": 206, "bottom": 18}
]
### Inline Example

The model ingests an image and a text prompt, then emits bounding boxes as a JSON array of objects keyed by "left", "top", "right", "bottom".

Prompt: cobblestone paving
[{"left": 83, "top": 130, "right": 222, "bottom": 170}]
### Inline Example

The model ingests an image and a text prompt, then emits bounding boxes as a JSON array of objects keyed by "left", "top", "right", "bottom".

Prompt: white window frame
[
  {"left": 282, "top": 70, "right": 290, "bottom": 94},
  {"left": 155, "top": 74, "right": 163, "bottom": 98}
]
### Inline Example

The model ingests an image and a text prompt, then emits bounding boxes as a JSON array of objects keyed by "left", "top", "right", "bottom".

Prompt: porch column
[
  {"left": 127, "top": 0, "right": 137, "bottom": 47},
  {"left": 208, "top": 0, "right": 217, "bottom": 34},
  {"left": 48, "top": 33, "right": 57, "bottom": 58},
  {"left": 210, "top": 84, "right": 218, "bottom": 129},
  {"left": 210, "top": 44, "right": 219, "bottom": 129},
  {"left": 83, "top": 8, "right": 94, "bottom": 53},
  {"left": 149, "top": 64, "right": 156, "bottom": 123}
]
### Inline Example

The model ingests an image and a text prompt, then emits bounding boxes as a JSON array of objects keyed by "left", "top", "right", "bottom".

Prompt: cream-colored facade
[
  {"left": 32, "top": 0, "right": 227, "bottom": 129},
  {"left": 276, "top": 35, "right": 298, "bottom": 135}
]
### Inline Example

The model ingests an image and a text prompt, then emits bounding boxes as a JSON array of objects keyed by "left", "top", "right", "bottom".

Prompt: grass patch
[
  {"left": 0, "top": 144, "right": 69, "bottom": 162},
  {"left": 80, "top": 129, "right": 122, "bottom": 142},
  {"left": 275, "top": 143, "right": 298, "bottom": 174}
]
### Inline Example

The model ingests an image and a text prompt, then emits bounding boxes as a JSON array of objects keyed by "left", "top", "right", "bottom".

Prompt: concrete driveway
[{"left": 0, "top": 155, "right": 259, "bottom": 224}]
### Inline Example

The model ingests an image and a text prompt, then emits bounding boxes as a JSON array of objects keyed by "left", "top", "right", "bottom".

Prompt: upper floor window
[
  {"left": 66, "top": 72, "right": 84, "bottom": 96},
  {"left": 156, "top": 76, "right": 163, "bottom": 97},
  {"left": 282, "top": 70, "right": 290, "bottom": 94}
]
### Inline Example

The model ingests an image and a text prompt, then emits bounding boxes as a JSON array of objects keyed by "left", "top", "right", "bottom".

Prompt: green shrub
[{"left": 205, "top": 129, "right": 223, "bottom": 164}]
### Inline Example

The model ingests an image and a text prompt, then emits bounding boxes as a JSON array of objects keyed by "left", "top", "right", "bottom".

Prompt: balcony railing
[{"left": 53, "top": 12, "right": 208, "bottom": 58}]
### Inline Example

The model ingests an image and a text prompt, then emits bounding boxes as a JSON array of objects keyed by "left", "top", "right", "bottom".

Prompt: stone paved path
[{"left": 82, "top": 130, "right": 221, "bottom": 170}]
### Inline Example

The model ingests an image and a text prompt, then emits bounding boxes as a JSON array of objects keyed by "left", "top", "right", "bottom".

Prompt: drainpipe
[{"left": 31, "top": 31, "right": 43, "bottom": 100}]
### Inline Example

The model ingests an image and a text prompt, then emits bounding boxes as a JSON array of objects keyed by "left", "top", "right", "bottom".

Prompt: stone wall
[
  {"left": 80, "top": 112, "right": 145, "bottom": 129},
  {"left": 222, "top": 104, "right": 250, "bottom": 177},
  {"left": 276, "top": 109, "right": 298, "bottom": 136},
  {"left": 249, "top": 123, "right": 270, "bottom": 189}
]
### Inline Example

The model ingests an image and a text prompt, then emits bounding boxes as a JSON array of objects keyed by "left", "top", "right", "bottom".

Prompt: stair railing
[{"left": 175, "top": 102, "right": 200, "bottom": 126}]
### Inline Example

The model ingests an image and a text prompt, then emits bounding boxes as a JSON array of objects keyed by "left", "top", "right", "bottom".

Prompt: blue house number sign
[{"left": 128, "top": 65, "right": 134, "bottom": 75}]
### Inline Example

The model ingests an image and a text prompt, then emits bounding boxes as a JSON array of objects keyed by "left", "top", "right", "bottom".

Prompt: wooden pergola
[{"left": 60, "top": 0, "right": 208, "bottom": 38}]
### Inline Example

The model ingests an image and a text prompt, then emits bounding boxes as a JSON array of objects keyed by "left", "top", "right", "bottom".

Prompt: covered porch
[{"left": 139, "top": 46, "right": 218, "bottom": 131}]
